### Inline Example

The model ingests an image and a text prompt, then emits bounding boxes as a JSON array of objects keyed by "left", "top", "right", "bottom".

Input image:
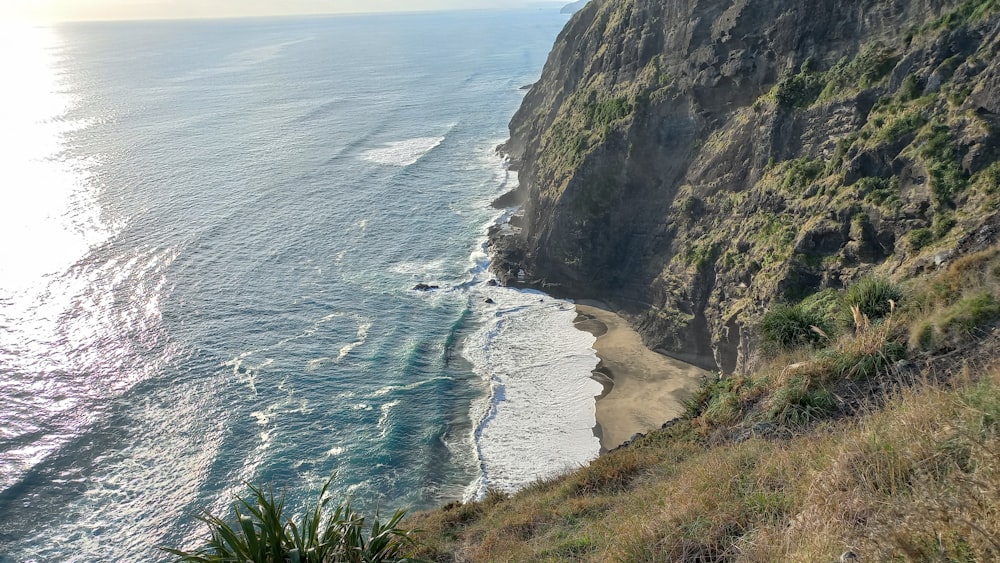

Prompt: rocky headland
[{"left": 491, "top": 0, "right": 1000, "bottom": 375}]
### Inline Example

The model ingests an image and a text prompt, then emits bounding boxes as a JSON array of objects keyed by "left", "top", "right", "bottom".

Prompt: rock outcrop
[{"left": 492, "top": 0, "right": 1000, "bottom": 373}]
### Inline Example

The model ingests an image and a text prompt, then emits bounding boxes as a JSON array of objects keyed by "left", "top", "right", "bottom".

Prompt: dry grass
[
  {"left": 408, "top": 367, "right": 1000, "bottom": 562},
  {"left": 405, "top": 246, "right": 1000, "bottom": 562}
]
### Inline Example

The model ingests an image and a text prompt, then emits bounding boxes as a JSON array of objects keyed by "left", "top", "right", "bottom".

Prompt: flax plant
[{"left": 162, "top": 477, "right": 423, "bottom": 563}]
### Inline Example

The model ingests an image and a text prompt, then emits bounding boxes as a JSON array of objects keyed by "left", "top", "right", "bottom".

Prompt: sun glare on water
[
  {"left": 0, "top": 22, "right": 123, "bottom": 491},
  {"left": 0, "top": 24, "right": 110, "bottom": 293}
]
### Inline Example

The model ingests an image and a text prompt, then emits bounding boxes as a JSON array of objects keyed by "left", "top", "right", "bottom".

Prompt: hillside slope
[{"left": 491, "top": 0, "right": 1000, "bottom": 374}]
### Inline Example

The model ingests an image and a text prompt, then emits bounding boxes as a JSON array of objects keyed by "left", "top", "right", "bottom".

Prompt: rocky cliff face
[{"left": 492, "top": 0, "right": 1000, "bottom": 373}]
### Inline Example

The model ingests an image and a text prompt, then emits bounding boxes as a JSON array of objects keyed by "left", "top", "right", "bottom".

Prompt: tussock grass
[
  {"left": 844, "top": 276, "right": 903, "bottom": 320},
  {"left": 760, "top": 303, "right": 831, "bottom": 351}
]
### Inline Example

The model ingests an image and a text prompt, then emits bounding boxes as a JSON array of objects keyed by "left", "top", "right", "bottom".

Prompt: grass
[
  {"left": 407, "top": 248, "right": 1000, "bottom": 561},
  {"left": 408, "top": 359, "right": 1000, "bottom": 561},
  {"left": 844, "top": 276, "right": 903, "bottom": 320},
  {"left": 162, "top": 477, "right": 422, "bottom": 563},
  {"left": 760, "top": 302, "right": 831, "bottom": 350},
  {"left": 908, "top": 247, "right": 1000, "bottom": 352},
  {"left": 408, "top": 368, "right": 1000, "bottom": 562}
]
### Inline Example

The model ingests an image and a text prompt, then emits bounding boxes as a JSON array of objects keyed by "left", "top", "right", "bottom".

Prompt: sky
[{"left": 1, "top": 0, "right": 566, "bottom": 23}]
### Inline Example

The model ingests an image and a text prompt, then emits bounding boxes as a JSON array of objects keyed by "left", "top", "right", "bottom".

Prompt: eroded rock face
[{"left": 492, "top": 0, "right": 1000, "bottom": 373}]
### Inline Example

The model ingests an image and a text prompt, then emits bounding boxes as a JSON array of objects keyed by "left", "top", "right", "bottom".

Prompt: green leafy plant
[
  {"left": 908, "top": 228, "right": 934, "bottom": 251},
  {"left": 162, "top": 477, "right": 422, "bottom": 563},
  {"left": 920, "top": 124, "right": 968, "bottom": 209},
  {"left": 899, "top": 73, "right": 922, "bottom": 100},
  {"left": 858, "top": 176, "right": 902, "bottom": 210},
  {"left": 781, "top": 158, "right": 825, "bottom": 193},
  {"left": 774, "top": 69, "right": 825, "bottom": 108}
]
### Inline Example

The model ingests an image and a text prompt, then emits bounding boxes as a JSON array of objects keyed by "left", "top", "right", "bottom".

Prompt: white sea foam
[
  {"left": 390, "top": 258, "right": 449, "bottom": 283},
  {"left": 371, "top": 376, "right": 449, "bottom": 397},
  {"left": 462, "top": 285, "right": 602, "bottom": 499},
  {"left": 337, "top": 320, "right": 372, "bottom": 361},
  {"left": 361, "top": 136, "right": 444, "bottom": 166},
  {"left": 378, "top": 400, "right": 401, "bottom": 439}
]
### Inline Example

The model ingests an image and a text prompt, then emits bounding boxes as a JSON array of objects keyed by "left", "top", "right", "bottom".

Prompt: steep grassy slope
[
  {"left": 409, "top": 244, "right": 1000, "bottom": 562},
  {"left": 492, "top": 0, "right": 1000, "bottom": 374}
]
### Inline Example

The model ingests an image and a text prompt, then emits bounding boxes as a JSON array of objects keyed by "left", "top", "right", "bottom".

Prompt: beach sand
[{"left": 574, "top": 303, "right": 708, "bottom": 450}]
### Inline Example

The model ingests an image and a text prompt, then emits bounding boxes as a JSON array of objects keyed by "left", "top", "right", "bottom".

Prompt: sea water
[{"left": 0, "top": 8, "right": 603, "bottom": 561}]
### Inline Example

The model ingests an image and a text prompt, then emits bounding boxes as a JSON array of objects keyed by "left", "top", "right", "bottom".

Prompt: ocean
[{"left": 0, "top": 7, "right": 604, "bottom": 561}]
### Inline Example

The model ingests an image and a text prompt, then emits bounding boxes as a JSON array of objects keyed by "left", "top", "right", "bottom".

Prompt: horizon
[{"left": 1, "top": 0, "right": 569, "bottom": 24}]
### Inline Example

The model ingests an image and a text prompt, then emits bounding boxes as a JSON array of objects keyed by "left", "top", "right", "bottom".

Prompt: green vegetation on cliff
[{"left": 494, "top": 0, "right": 1000, "bottom": 374}]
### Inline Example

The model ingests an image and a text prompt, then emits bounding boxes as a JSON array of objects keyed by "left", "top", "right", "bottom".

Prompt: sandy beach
[{"left": 574, "top": 303, "right": 708, "bottom": 450}]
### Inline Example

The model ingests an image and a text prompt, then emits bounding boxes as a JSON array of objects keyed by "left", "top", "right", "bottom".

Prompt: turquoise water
[{"left": 0, "top": 9, "right": 604, "bottom": 561}]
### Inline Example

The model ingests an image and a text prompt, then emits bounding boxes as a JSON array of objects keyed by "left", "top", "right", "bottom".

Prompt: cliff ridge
[{"left": 492, "top": 0, "right": 1000, "bottom": 373}]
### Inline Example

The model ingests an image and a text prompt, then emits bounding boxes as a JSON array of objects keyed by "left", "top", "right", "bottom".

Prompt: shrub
[
  {"left": 760, "top": 303, "right": 831, "bottom": 350},
  {"left": 854, "top": 42, "right": 899, "bottom": 87},
  {"left": 584, "top": 96, "right": 632, "bottom": 126},
  {"left": 775, "top": 70, "right": 825, "bottom": 108},
  {"left": 678, "top": 195, "right": 701, "bottom": 219},
  {"left": 933, "top": 212, "right": 957, "bottom": 239},
  {"left": 908, "top": 228, "right": 934, "bottom": 251},
  {"left": 899, "top": 73, "right": 922, "bottom": 100},
  {"left": 162, "top": 478, "right": 420, "bottom": 563},
  {"left": 820, "top": 41, "right": 899, "bottom": 99},
  {"left": 782, "top": 158, "right": 825, "bottom": 193},
  {"left": 875, "top": 111, "right": 926, "bottom": 145},
  {"left": 845, "top": 277, "right": 903, "bottom": 320},
  {"left": 858, "top": 176, "right": 902, "bottom": 210},
  {"left": 920, "top": 124, "right": 969, "bottom": 208}
]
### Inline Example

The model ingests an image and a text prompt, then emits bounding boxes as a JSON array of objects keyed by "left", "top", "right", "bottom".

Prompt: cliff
[{"left": 492, "top": 0, "right": 1000, "bottom": 373}]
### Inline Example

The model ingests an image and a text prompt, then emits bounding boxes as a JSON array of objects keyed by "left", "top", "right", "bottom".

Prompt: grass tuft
[
  {"left": 845, "top": 276, "right": 903, "bottom": 320},
  {"left": 760, "top": 303, "right": 832, "bottom": 350}
]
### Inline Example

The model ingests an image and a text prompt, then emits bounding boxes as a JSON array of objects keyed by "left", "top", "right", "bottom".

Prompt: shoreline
[{"left": 572, "top": 301, "right": 708, "bottom": 451}]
